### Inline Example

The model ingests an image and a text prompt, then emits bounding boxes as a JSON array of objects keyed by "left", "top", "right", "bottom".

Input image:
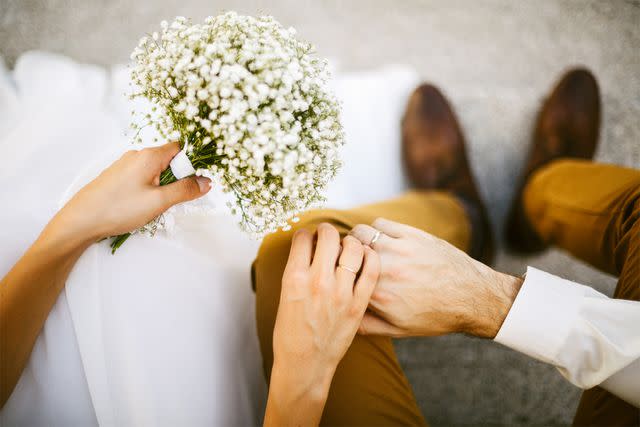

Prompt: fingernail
[{"left": 195, "top": 176, "right": 212, "bottom": 193}]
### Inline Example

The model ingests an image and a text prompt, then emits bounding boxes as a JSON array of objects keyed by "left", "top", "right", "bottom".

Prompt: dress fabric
[
  {"left": 0, "top": 51, "right": 421, "bottom": 426},
  {"left": 0, "top": 52, "right": 267, "bottom": 427}
]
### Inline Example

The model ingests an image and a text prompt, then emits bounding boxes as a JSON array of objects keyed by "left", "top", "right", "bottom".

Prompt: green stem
[
  {"left": 109, "top": 167, "right": 177, "bottom": 254},
  {"left": 159, "top": 167, "right": 178, "bottom": 186},
  {"left": 109, "top": 232, "right": 132, "bottom": 254}
]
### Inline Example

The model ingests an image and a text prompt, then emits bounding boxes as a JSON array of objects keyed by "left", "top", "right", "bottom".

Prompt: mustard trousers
[{"left": 252, "top": 159, "right": 640, "bottom": 426}]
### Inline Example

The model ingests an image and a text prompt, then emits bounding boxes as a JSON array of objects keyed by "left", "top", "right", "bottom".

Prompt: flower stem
[
  {"left": 159, "top": 167, "right": 178, "bottom": 186},
  {"left": 110, "top": 233, "right": 132, "bottom": 253},
  {"left": 109, "top": 167, "right": 177, "bottom": 254}
]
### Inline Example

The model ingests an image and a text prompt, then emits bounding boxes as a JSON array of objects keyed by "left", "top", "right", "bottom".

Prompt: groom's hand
[
  {"left": 51, "top": 142, "right": 212, "bottom": 245},
  {"left": 350, "top": 218, "right": 523, "bottom": 339}
]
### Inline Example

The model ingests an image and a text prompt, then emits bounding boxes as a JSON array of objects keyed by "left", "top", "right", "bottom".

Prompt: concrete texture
[{"left": 1, "top": 0, "right": 639, "bottom": 425}]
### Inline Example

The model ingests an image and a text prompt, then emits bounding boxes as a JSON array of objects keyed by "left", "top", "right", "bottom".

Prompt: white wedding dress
[{"left": 0, "top": 52, "right": 418, "bottom": 426}]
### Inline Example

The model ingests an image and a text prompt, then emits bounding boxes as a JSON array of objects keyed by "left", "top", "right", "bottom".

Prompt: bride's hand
[
  {"left": 52, "top": 142, "right": 211, "bottom": 244},
  {"left": 265, "top": 224, "right": 380, "bottom": 426},
  {"left": 0, "top": 141, "right": 211, "bottom": 407},
  {"left": 350, "top": 218, "right": 522, "bottom": 339}
]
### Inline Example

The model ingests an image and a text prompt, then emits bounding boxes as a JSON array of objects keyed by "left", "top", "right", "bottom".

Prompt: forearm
[
  {"left": 263, "top": 360, "right": 334, "bottom": 427},
  {"left": 0, "top": 215, "right": 94, "bottom": 407}
]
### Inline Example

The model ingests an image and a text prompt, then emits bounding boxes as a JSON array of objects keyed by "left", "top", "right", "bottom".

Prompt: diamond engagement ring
[
  {"left": 370, "top": 230, "right": 382, "bottom": 246},
  {"left": 338, "top": 264, "right": 359, "bottom": 275}
]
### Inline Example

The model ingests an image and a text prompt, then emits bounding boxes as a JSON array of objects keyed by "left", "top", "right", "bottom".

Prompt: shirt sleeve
[{"left": 494, "top": 266, "right": 640, "bottom": 407}]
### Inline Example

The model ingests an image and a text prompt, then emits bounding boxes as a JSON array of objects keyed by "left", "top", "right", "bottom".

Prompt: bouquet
[{"left": 111, "top": 12, "right": 344, "bottom": 252}]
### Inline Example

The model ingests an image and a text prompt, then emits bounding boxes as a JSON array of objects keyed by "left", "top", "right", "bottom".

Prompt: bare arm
[
  {"left": 0, "top": 142, "right": 211, "bottom": 407},
  {"left": 0, "top": 214, "right": 94, "bottom": 406}
]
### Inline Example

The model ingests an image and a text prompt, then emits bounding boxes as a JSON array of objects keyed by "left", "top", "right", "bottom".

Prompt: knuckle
[
  {"left": 317, "top": 222, "right": 331, "bottom": 232},
  {"left": 395, "top": 243, "right": 413, "bottom": 258},
  {"left": 372, "top": 217, "right": 385, "bottom": 228},
  {"left": 121, "top": 149, "right": 137, "bottom": 160},
  {"left": 175, "top": 178, "right": 199, "bottom": 199},
  {"left": 186, "top": 178, "right": 200, "bottom": 194},
  {"left": 310, "top": 272, "right": 332, "bottom": 292},
  {"left": 139, "top": 147, "right": 155, "bottom": 160},
  {"left": 293, "top": 228, "right": 311, "bottom": 240},
  {"left": 349, "top": 226, "right": 369, "bottom": 245},
  {"left": 332, "top": 289, "right": 346, "bottom": 305},
  {"left": 283, "top": 270, "right": 308, "bottom": 287},
  {"left": 166, "top": 140, "right": 180, "bottom": 150},
  {"left": 343, "top": 235, "right": 364, "bottom": 253},
  {"left": 156, "top": 187, "right": 174, "bottom": 207},
  {"left": 385, "top": 265, "right": 402, "bottom": 281},
  {"left": 351, "top": 224, "right": 366, "bottom": 236},
  {"left": 317, "top": 222, "right": 338, "bottom": 237},
  {"left": 342, "top": 234, "right": 360, "bottom": 247}
]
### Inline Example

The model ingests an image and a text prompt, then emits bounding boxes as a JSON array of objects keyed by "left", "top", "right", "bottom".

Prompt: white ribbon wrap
[{"left": 170, "top": 149, "right": 196, "bottom": 179}]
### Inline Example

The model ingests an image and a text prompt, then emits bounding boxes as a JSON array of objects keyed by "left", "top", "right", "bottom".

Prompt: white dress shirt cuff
[
  {"left": 494, "top": 266, "right": 640, "bottom": 406},
  {"left": 494, "top": 266, "right": 587, "bottom": 366}
]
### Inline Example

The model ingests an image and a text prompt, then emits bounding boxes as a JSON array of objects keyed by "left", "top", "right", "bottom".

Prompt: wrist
[
  {"left": 265, "top": 358, "right": 334, "bottom": 426},
  {"left": 463, "top": 265, "right": 523, "bottom": 339},
  {"left": 270, "top": 357, "right": 334, "bottom": 405},
  {"left": 39, "top": 209, "right": 99, "bottom": 255}
]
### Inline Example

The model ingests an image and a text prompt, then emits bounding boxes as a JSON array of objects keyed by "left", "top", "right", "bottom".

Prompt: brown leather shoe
[
  {"left": 402, "top": 84, "right": 494, "bottom": 264},
  {"left": 504, "top": 68, "right": 601, "bottom": 253}
]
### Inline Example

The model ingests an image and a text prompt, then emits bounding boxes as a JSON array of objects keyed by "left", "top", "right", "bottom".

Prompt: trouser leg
[
  {"left": 253, "top": 191, "right": 471, "bottom": 425},
  {"left": 523, "top": 159, "right": 640, "bottom": 426}
]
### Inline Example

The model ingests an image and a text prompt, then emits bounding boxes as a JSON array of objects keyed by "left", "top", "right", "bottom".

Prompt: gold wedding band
[
  {"left": 338, "top": 264, "right": 359, "bottom": 275},
  {"left": 370, "top": 230, "right": 382, "bottom": 246}
]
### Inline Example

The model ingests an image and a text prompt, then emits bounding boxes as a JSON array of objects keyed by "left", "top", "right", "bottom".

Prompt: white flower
[
  {"left": 129, "top": 11, "right": 344, "bottom": 238},
  {"left": 167, "top": 86, "right": 179, "bottom": 98}
]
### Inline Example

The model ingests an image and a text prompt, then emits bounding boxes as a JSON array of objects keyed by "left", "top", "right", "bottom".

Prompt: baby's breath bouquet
[{"left": 111, "top": 12, "right": 344, "bottom": 252}]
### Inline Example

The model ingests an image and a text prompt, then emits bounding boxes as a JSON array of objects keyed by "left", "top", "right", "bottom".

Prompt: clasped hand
[
  {"left": 51, "top": 142, "right": 212, "bottom": 247},
  {"left": 350, "top": 218, "right": 522, "bottom": 339}
]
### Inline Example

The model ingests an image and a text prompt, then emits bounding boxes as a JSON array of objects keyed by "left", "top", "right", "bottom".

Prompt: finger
[
  {"left": 285, "top": 229, "right": 314, "bottom": 272},
  {"left": 353, "top": 246, "right": 380, "bottom": 308},
  {"left": 148, "top": 141, "right": 181, "bottom": 171},
  {"left": 371, "top": 217, "right": 418, "bottom": 238},
  {"left": 349, "top": 224, "right": 394, "bottom": 249},
  {"left": 335, "top": 235, "right": 364, "bottom": 291},
  {"left": 311, "top": 223, "right": 341, "bottom": 273},
  {"left": 358, "top": 312, "right": 404, "bottom": 337},
  {"left": 158, "top": 175, "right": 211, "bottom": 208},
  {"left": 337, "top": 235, "right": 365, "bottom": 273}
]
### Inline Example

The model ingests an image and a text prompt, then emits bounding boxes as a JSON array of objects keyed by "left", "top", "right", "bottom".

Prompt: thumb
[{"left": 160, "top": 175, "right": 211, "bottom": 208}]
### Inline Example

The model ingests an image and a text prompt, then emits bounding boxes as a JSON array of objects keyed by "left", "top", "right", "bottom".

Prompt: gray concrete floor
[{"left": 1, "top": 0, "right": 639, "bottom": 425}]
